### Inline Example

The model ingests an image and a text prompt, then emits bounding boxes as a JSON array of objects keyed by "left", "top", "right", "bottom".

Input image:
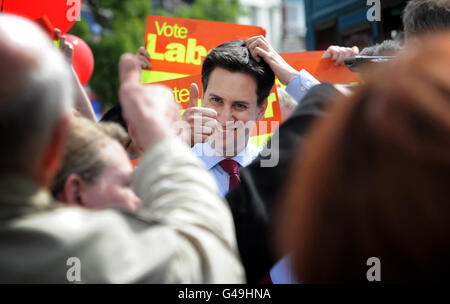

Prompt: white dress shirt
[
  {"left": 286, "top": 69, "right": 321, "bottom": 103},
  {"left": 192, "top": 142, "right": 262, "bottom": 197}
]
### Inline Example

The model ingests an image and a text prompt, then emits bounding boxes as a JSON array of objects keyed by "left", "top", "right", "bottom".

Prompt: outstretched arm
[
  {"left": 118, "top": 55, "right": 245, "bottom": 283},
  {"left": 246, "top": 35, "right": 320, "bottom": 103},
  {"left": 58, "top": 30, "right": 96, "bottom": 121}
]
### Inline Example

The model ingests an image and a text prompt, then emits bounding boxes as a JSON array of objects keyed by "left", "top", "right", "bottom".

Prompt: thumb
[{"left": 188, "top": 83, "right": 199, "bottom": 108}]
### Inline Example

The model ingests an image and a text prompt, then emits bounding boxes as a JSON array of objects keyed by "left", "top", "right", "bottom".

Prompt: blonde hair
[
  {"left": 277, "top": 87, "right": 297, "bottom": 111},
  {"left": 51, "top": 116, "right": 129, "bottom": 196}
]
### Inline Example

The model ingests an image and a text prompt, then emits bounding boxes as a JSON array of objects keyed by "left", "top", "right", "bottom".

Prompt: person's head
[
  {"left": 357, "top": 40, "right": 403, "bottom": 80},
  {"left": 278, "top": 33, "right": 450, "bottom": 283},
  {"left": 359, "top": 39, "right": 403, "bottom": 56},
  {"left": 403, "top": 0, "right": 450, "bottom": 41},
  {"left": 201, "top": 40, "right": 275, "bottom": 157},
  {"left": 52, "top": 117, "right": 141, "bottom": 212},
  {"left": 52, "top": 118, "right": 140, "bottom": 211},
  {"left": 0, "top": 15, "right": 74, "bottom": 187}
]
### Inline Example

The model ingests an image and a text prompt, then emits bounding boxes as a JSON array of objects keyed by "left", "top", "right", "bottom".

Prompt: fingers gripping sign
[
  {"left": 322, "top": 45, "right": 360, "bottom": 66},
  {"left": 180, "top": 82, "right": 218, "bottom": 147},
  {"left": 136, "top": 46, "right": 152, "bottom": 69},
  {"left": 55, "top": 29, "right": 74, "bottom": 65}
]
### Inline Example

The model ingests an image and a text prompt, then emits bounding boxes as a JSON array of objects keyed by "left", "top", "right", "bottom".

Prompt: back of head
[
  {"left": 202, "top": 40, "right": 275, "bottom": 106},
  {"left": 0, "top": 15, "right": 74, "bottom": 178},
  {"left": 360, "top": 39, "right": 403, "bottom": 56},
  {"left": 278, "top": 33, "right": 450, "bottom": 283},
  {"left": 403, "top": 0, "right": 450, "bottom": 40}
]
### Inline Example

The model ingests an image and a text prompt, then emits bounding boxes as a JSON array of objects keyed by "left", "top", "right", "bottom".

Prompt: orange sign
[
  {"left": 150, "top": 74, "right": 281, "bottom": 138},
  {"left": 143, "top": 15, "right": 266, "bottom": 83},
  {"left": 280, "top": 51, "right": 361, "bottom": 85}
]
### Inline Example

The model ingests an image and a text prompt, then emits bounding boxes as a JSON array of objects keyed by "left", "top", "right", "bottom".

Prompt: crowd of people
[{"left": 0, "top": 0, "right": 449, "bottom": 283}]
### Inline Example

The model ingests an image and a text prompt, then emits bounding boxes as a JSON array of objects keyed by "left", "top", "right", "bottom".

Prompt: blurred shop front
[{"left": 304, "top": 0, "right": 408, "bottom": 50}]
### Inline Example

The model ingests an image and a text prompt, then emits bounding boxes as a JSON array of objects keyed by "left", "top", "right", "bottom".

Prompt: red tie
[{"left": 219, "top": 159, "right": 241, "bottom": 190}]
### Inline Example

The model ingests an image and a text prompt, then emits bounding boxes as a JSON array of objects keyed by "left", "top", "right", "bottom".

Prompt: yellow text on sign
[
  {"left": 155, "top": 21, "right": 189, "bottom": 39},
  {"left": 173, "top": 86, "right": 190, "bottom": 103},
  {"left": 264, "top": 91, "right": 277, "bottom": 119},
  {"left": 147, "top": 34, "right": 208, "bottom": 66}
]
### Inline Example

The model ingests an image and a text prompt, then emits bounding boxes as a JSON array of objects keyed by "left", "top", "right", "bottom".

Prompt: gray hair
[
  {"left": 0, "top": 15, "right": 74, "bottom": 176},
  {"left": 403, "top": 0, "right": 450, "bottom": 40},
  {"left": 360, "top": 40, "right": 403, "bottom": 57}
]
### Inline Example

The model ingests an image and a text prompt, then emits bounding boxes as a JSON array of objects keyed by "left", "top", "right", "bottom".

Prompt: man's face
[
  {"left": 81, "top": 141, "right": 141, "bottom": 211},
  {"left": 202, "top": 67, "right": 266, "bottom": 157}
]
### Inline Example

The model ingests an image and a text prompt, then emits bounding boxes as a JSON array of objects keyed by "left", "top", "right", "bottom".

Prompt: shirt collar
[{"left": 192, "top": 142, "right": 262, "bottom": 169}]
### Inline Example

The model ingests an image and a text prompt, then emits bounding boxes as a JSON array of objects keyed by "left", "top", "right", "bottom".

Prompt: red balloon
[
  {"left": 65, "top": 34, "right": 94, "bottom": 86},
  {"left": 2, "top": 0, "right": 82, "bottom": 34}
]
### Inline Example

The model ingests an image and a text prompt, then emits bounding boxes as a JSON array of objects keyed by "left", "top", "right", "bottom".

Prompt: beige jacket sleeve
[
  {"left": 129, "top": 136, "right": 245, "bottom": 283},
  {"left": 0, "top": 136, "right": 245, "bottom": 283}
]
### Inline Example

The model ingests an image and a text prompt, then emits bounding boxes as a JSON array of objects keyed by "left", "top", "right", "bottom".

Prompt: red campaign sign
[
  {"left": 144, "top": 15, "right": 266, "bottom": 76},
  {"left": 33, "top": 16, "right": 57, "bottom": 39},
  {"left": 151, "top": 74, "right": 281, "bottom": 137},
  {"left": 280, "top": 51, "right": 361, "bottom": 84},
  {"left": 2, "top": 0, "right": 82, "bottom": 34}
]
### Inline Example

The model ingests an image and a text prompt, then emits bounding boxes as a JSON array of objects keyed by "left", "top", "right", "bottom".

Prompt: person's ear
[
  {"left": 62, "top": 174, "right": 85, "bottom": 207},
  {"left": 39, "top": 114, "right": 70, "bottom": 188},
  {"left": 256, "top": 99, "right": 268, "bottom": 121},
  {"left": 405, "top": 37, "right": 421, "bottom": 49}
]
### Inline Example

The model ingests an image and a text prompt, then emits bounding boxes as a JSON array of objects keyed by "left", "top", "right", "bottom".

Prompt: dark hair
[
  {"left": 101, "top": 104, "right": 127, "bottom": 131},
  {"left": 360, "top": 39, "right": 403, "bottom": 56},
  {"left": 201, "top": 40, "right": 275, "bottom": 107},
  {"left": 278, "top": 33, "right": 450, "bottom": 283},
  {"left": 403, "top": 0, "right": 450, "bottom": 39},
  {"left": 100, "top": 104, "right": 131, "bottom": 148}
]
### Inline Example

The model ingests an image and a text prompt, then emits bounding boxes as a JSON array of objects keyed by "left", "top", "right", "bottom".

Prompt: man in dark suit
[{"left": 226, "top": 81, "right": 343, "bottom": 283}]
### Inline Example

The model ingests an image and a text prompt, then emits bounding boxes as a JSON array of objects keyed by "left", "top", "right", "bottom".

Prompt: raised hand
[
  {"left": 119, "top": 54, "right": 179, "bottom": 151},
  {"left": 56, "top": 29, "right": 74, "bottom": 65},
  {"left": 136, "top": 46, "right": 152, "bottom": 69},
  {"left": 180, "top": 83, "right": 218, "bottom": 147},
  {"left": 322, "top": 45, "right": 360, "bottom": 66},
  {"left": 246, "top": 35, "right": 299, "bottom": 85}
]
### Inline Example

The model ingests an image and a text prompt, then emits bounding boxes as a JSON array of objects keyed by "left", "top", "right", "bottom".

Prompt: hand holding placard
[
  {"left": 57, "top": 29, "right": 74, "bottom": 65},
  {"left": 136, "top": 46, "right": 152, "bottom": 69},
  {"left": 322, "top": 45, "right": 359, "bottom": 66}
]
